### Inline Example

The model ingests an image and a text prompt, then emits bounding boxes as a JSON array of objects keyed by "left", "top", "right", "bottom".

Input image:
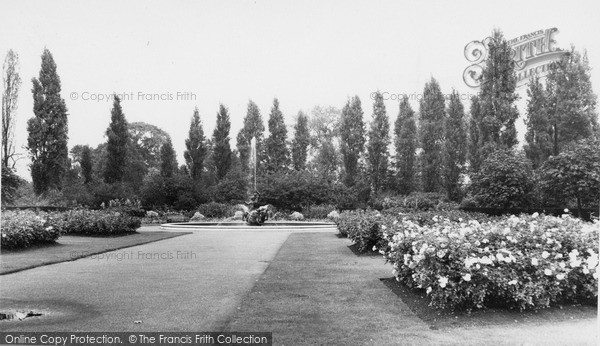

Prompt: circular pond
[{"left": 161, "top": 221, "right": 337, "bottom": 231}]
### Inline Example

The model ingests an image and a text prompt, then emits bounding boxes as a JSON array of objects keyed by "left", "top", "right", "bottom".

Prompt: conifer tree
[
  {"left": 2, "top": 49, "right": 21, "bottom": 169},
  {"left": 236, "top": 100, "right": 265, "bottom": 172},
  {"left": 524, "top": 77, "right": 553, "bottom": 169},
  {"left": 184, "top": 107, "right": 207, "bottom": 181},
  {"left": 265, "top": 98, "right": 290, "bottom": 172},
  {"left": 467, "top": 95, "right": 483, "bottom": 173},
  {"left": 160, "top": 138, "right": 178, "bottom": 178},
  {"left": 80, "top": 145, "right": 93, "bottom": 184},
  {"left": 27, "top": 48, "right": 69, "bottom": 194},
  {"left": 340, "top": 96, "right": 365, "bottom": 186},
  {"left": 443, "top": 90, "right": 467, "bottom": 201},
  {"left": 418, "top": 77, "right": 445, "bottom": 192},
  {"left": 212, "top": 104, "right": 232, "bottom": 180},
  {"left": 291, "top": 111, "right": 310, "bottom": 171},
  {"left": 394, "top": 96, "right": 417, "bottom": 194},
  {"left": 104, "top": 95, "right": 129, "bottom": 183},
  {"left": 367, "top": 91, "right": 390, "bottom": 193}
]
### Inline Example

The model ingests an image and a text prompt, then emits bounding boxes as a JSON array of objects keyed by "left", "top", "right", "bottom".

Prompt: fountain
[{"left": 161, "top": 136, "right": 336, "bottom": 231}]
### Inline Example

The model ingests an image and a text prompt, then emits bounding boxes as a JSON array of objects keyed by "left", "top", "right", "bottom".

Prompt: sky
[{"left": 1, "top": 0, "right": 599, "bottom": 180}]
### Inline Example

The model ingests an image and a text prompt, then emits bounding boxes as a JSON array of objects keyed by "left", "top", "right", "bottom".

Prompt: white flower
[
  {"left": 564, "top": 208, "right": 569, "bottom": 213},
  {"left": 426, "top": 286, "right": 432, "bottom": 294},
  {"left": 438, "top": 276, "right": 449, "bottom": 288},
  {"left": 583, "top": 268, "right": 590, "bottom": 274},
  {"left": 532, "top": 212, "right": 539, "bottom": 218},
  {"left": 541, "top": 251, "right": 550, "bottom": 259},
  {"left": 555, "top": 253, "right": 563, "bottom": 259},
  {"left": 559, "top": 262, "right": 566, "bottom": 269},
  {"left": 372, "top": 246, "right": 377, "bottom": 251},
  {"left": 508, "top": 279, "right": 517, "bottom": 285},
  {"left": 544, "top": 268, "right": 553, "bottom": 276},
  {"left": 556, "top": 273, "right": 565, "bottom": 280},
  {"left": 462, "top": 274, "right": 472, "bottom": 282},
  {"left": 531, "top": 258, "right": 539, "bottom": 266},
  {"left": 593, "top": 272, "right": 599, "bottom": 280}
]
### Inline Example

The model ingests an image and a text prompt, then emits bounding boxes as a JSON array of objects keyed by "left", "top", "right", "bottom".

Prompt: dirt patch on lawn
[{"left": 381, "top": 277, "right": 597, "bottom": 330}]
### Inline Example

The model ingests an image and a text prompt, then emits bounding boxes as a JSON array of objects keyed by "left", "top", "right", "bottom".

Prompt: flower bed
[
  {"left": 53, "top": 210, "right": 141, "bottom": 236},
  {"left": 1, "top": 211, "right": 63, "bottom": 250},
  {"left": 379, "top": 213, "right": 598, "bottom": 311}
]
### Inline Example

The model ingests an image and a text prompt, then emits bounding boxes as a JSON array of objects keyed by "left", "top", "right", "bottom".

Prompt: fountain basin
[{"left": 161, "top": 221, "right": 337, "bottom": 231}]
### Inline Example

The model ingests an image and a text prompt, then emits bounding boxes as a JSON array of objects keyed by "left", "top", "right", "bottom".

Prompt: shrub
[
  {"left": 301, "top": 204, "right": 337, "bottom": 220},
  {"left": 380, "top": 192, "right": 456, "bottom": 212},
  {"left": 1, "top": 211, "right": 63, "bottom": 249},
  {"left": 380, "top": 213, "right": 598, "bottom": 311},
  {"left": 336, "top": 210, "right": 393, "bottom": 252},
  {"left": 290, "top": 212, "right": 304, "bottom": 221},
  {"left": 56, "top": 210, "right": 141, "bottom": 236},
  {"left": 196, "top": 202, "right": 231, "bottom": 219},
  {"left": 468, "top": 150, "right": 535, "bottom": 209}
]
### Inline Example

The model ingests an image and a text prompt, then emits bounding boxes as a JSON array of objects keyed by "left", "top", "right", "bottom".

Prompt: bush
[
  {"left": 1, "top": 211, "right": 63, "bottom": 250},
  {"left": 301, "top": 204, "right": 337, "bottom": 220},
  {"left": 468, "top": 150, "right": 535, "bottom": 209},
  {"left": 380, "top": 213, "right": 598, "bottom": 311},
  {"left": 196, "top": 202, "right": 231, "bottom": 219},
  {"left": 379, "top": 192, "right": 456, "bottom": 212},
  {"left": 336, "top": 210, "right": 393, "bottom": 252},
  {"left": 55, "top": 210, "right": 141, "bottom": 236}
]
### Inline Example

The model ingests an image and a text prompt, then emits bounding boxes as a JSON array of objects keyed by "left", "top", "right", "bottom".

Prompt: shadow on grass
[
  {"left": 380, "top": 277, "right": 597, "bottom": 330},
  {"left": 347, "top": 243, "right": 381, "bottom": 257}
]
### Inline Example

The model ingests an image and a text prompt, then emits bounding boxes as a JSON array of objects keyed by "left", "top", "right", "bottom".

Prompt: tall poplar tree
[
  {"left": 367, "top": 91, "right": 390, "bottom": 193},
  {"left": 340, "top": 96, "right": 365, "bottom": 186},
  {"left": 291, "top": 111, "right": 310, "bottom": 171},
  {"left": 265, "top": 98, "right": 290, "bottom": 172},
  {"left": 418, "top": 77, "right": 445, "bottom": 192},
  {"left": 443, "top": 91, "right": 467, "bottom": 201},
  {"left": 236, "top": 100, "right": 265, "bottom": 172},
  {"left": 160, "top": 137, "right": 178, "bottom": 178},
  {"left": 394, "top": 96, "right": 417, "bottom": 195},
  {"left": 2, "top": 49, "right": 21, "bottom": 169},
  {"left": 27, "top": 48, "right": 69, "bottom": 194},
  {"left": 80, "top": 145, "right": 93, "bottom": 184},
  {"left": 104, "top": 95, "right": 128, "bottom": 183},
  {"left": 212, "top": 104, "right": 232, "bottom": 180},
  {"left": 524, "top": 77, "right": 553, "bottom": 169},
  {"left": 184, "top": 107, "right": 207, "bottom": 181},
  {"left": 468, "top": 95, "right": 483, "bottom": 173}
]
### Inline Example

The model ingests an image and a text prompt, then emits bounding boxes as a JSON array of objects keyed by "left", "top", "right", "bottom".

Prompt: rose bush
[
  {"left": 1, "top": 210, "right": 63, "bottom": 249},
  {"left": 54, "top": 210, "right": 141, "bottom": 236},
  {"left": 378, "top": 212, "right": 598, "bottom": 311}
]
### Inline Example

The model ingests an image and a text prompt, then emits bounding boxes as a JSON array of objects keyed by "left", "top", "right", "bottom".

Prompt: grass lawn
[{"left": 0, "top": 226, "right": 190, "bottom": 275}]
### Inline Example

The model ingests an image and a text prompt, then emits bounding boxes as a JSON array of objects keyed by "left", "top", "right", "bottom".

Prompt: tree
[
  {"left": 104, "top": 95, "right": 129, "bottom": 183},
  {"left": 236, "top": 100, "right": 265, "bottom": 172},
  {"left": 418, "top": 77, "right": 445, "bottom": 192},
  {"left": 539, "top": 138, "right": 600, "bottom": 216},
  {"left": 160, "top": 138, "right": 178, "bottom": 178},
  {"left": 443, "top": 90, "right": 467, "bottom": 201},
  {"left": 477, "top": 29, "right": 520, "bottom": 150},
  {"left": 291, "top": 111, "right": 310, "bottom": 171},
  {"left": 184, "top": 107, "right": 207, "bottom": 181},
  {"left": 469, "top": 149, "right": 535, "bottom": 209},
  {"left": 128, "top": 122, "right": 171, "bottom": 171},
  {"left": 340, "top": 96, "right": 366, "bottom": 186},
  {"left": 27, "top": 48, "right": 69, "bottom": 194},
  {"left": 1, "top": 166, "right": 23, "bottom": 205},
  {"left": 366, "top": 91, "right": 390, "bottom": 193},
  {"left": 265, "top": 98, "right": 290, "bottom": 172},
  {"left": 524, "top": 77, "right": 553, "bottom": 169},
  {"left": 308, "top": 105, "right": 340, "bottom": 180},
  {"left": 467, "top": 95, "right": 483, "bottom": 173},
  {"left": 80, "top": 145, "right": 93, "bottom": 184},
  {"left": 2, "top": 49, "right": 21, "bottom": 169},
  {"left": 394, "top": 96, "right": 417, "bottom": 195},
  {"left": 212, "top": 104, "right": 232, "bottom": 180},
  {"left": 546, "top": 48, "right": 598, "bottom": 155}
]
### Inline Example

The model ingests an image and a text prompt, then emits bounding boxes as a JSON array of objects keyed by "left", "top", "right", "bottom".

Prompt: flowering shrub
[
  {"left": 54, "top": 210, "right": 141, "bottom": 236},
  {"left": 336, "top": 210, "right": 394, "bottom": 252},
  {"left": 379, "top": 213, "right": 598, "bottom": 311},
  {"left": 1, "top": 211, "right": 63, "bottom": 249}
]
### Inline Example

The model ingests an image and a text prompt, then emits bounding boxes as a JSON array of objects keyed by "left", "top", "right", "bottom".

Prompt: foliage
[
  {"left": 394, "top": 96, "right": 417, "bottom": 195},
  {"left": 104, "top": 95, "right": 129, "bottom": 183},
  {"left": 469, "top": 150, "right": 535, "bottom": 209},
  {"left": 524, "top": 77, "right": 553, "bottom": 169},
  {"left": 128, "top": 122, "right": 171, "bottom": 171},
  {"left": 367, "top": 91, "right": 390, "bottom": 193},
  {"left": 196, "top": 202, "right": 232, "bottom": 219},
  {"left": 443, "top": 90, "right": 467, "bottom": 201},
  {"left": 2, "top": 49, "right": 21, "bottom": 169},
  {"left": 539, "top": 138, "right": 600, "bottom": 213},
  {"left": 55, "top": 209, "right": 140, "bottom": 236},
  {"left": 1, "top": 166, "right": 23, "bottom": 204},
  {"left": 140, "top": 173, "right": 204, "bottom": 210},
  {"left": 477, "top": 29, "right": 520, "bottom": 149},
  {"left": 212, "top": 104, "right": 232, "bottom": 180},
  {"left": 211, "top": 160, "right": 248, "bottom": 203},
  {"left": 79, "top": 145, "right": 94, "bottom": 184},
  {"left": 1, "top": 210, "right": 63, "bottom": 249},
  {"left": 301, "top": 204, "right": 337, "bottom": 220},
  {"left": 380, "top": 213, "right": 599, "bottom": 311},
  {"left": 184, "top": 107, "right": 207, "bottom": 181},
  {"left": 265, "top": 98, "right": 290, "bottom": 172},
  {"left": 160, "top": 137, "right": 178, "bottom": 178},
  {"left": 291, "top": 111, "right": 310, "bottom": 171},
  {"left": 258, "top": 170, "right": 331, "bottom": 211},
  {"left": 377, "top": 192, "right": 455, "bottom": 212},
  {"left": 418, "top": 77, "right": 445, "bottom": 192},
  {"left": 307, "top": 105, "right": 340, "bottom": 179},
  {"left": 335, "top": 210, "right": 390, "bottom": 252},
  {"left": 340, "top": 96, "right": 366, "bottom": 186},
  {"left": 467, "top": 95, "right": 483, "bottom": 173},
  {"left": 237, "top": 100, "right": 265, "bottom": 172},
  {"left": 27, "top": 48, "right": 69, "bottom": 194}
]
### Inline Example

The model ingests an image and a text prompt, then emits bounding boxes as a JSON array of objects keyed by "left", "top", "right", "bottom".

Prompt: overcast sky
[{"left": 1, "top": 0, "right": 599, "bottom": 180}]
